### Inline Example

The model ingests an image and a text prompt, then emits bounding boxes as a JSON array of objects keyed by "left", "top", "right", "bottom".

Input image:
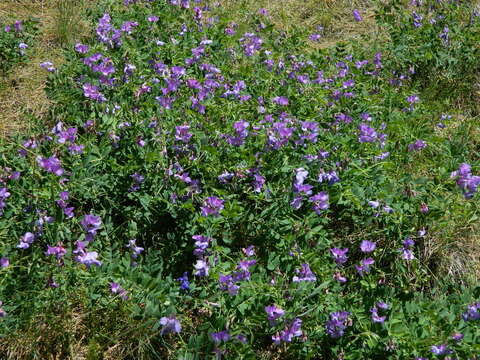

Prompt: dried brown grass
[
  {"left": 209, "top": 0, "right": 381, "bottom": 50},
  {"left": 0, "top": 0, "right": 90, "bottom": 138},
  {"left": 0, "top": 304, "right": 88, "bottom": 360}
]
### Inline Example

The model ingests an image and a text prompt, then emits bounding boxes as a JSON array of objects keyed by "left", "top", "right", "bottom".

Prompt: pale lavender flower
[
  {"left": 83, "top": 83, "right": 106, "bottom": 102},
  {"left": 46, "top": 245, "right": 67, "bottom": 259},
  {"left": 74, "top": 43, "right": 89, "bottom": 54},
  {"left": 194, "top": 259, "right": 209, "bottom": 276},
  {"left": 462, "top": 303, "right": 480, "bottom": 321},
  {"left": 160, "top": 315, "right": 182, "bottom": 335},
  {"left": 40, "top": 61, "right": 56, "bottom": 72},
  {"left": 325, "top": 311, "right": 351, "bottom": 338},
  {"left": 430, "top": 344, "right": 452, "bottom": 356},
  {"left": 356, "top": 258, "right": 375, "bottom": 276},
  {"left": 80, "top": 214, "right": 102, "bottom": 241},
  {"left": 360, "top": 240, "right": 377, "bottom": 253},
  {"left": 76, "top": 250, "right": 102, "bottom": 268},
  {"left": 200, "top": 196, "right": 224, "bottom": 216},
  {"left": 272, "top": 96, "right": 289, "bottom": 106},
  {"left": 292, "top": 263, "right": 316, "bottom": 282},
  {"left": 272, "top": 318, "right": 302, "bottom": 345},
  {"left": 330, "top": 248, "right": 349, "bottom": 265},
  {"left": 211, "top": 330, "right": 230, "bottom": 343},
  {"left": 408, "top": 139, "right": 427, "bottom": 152},
  {"left": 265, "top": 305, "right": 285, "bottom": 325}
]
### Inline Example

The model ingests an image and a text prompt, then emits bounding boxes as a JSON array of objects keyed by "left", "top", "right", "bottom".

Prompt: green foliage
[
  {"left": 0, "top": 0, "right": 479, "bottom": 359},
  {"left": 0, "top": 18, "right": 39, "bottom": 76},
  {"left": 377, "top": 0, "right": 480, "bottom": 107}
]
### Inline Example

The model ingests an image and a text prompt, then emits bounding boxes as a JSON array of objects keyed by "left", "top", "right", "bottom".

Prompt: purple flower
[
  {"left": 451, "top": 163, "right": 480, "bottom": 199},
  {"left": 160, "top": 315, "right": 182, "bottom": 335},
  {"left": 419, "top": 203, "right": 429, "bottom": 213},
  {"left": 292, "top": 263, "right": 316, "bottom": 282},
  {"left": 451, "top": 332, "right": 464, "bottom": 342},
  {"left": 318, "top": 170, "right": 340, "bottom": 185},
  {"left": 430, "top": 344, "right": 453, "bottom": 356},
  {"left": 17, "top": 232, "right": 35, "bottom": 249},
  {"left": 412, "top": 11, "right": 423, "bottom": 27},
  {"left": 40, "top": 61, "right": 56, "bottom": 72},
  {"left": 272, "top": 96, "right": 289, "bottom": 106},
  {"left": 210, "top": 330, "right": 230, "bottom": 343},
  {"left": 272, "top": 318, "right": 303, "bottom": 345},
  {"left": 370, "top": 302, "right": 389, "bottom": 323},
  {"left": 14, "top": 20, "right": 23, "bottom": 32},
  {"left": 0, "top": 187, "right": 10, "bottom": 216},
  {"left": 18, "top": 43, "right": 28, "bottom": 55},
  {"left": 408, "top": 139, "right": 427, "bottom": 152},
  {"left": 265, "top": 305, "right": 285, "bottom": 325},
  {"left": 76, "top": 250, "right": 102, "bottom": 268},
  {"left": 242, "top": 245, "right": 255, "bottom": 257},
  {"left": 126, "top": 239, "right": 144, "bottom": 259},
  {"left": 192, "top": 235, "right": 210, "bottom": 257},
  {"left": 294, "top": 168, "right": 309, "bottom": 185},
  {"left": 402, "top": 248, "right": 415, "bottom": 261},
  {"left": 46, "top": 245, "right": 67, "bottom": 259},
  {"left": 175, "top": 125, "right": 192, "bottom": 143},
  {"left": 200, "top": 196, "right": 224, "bottom": 217},
  {"left": 148, "top": 15, "right": 159, "bottom": 22},
  {"left": 360, "top": 240, "right": 377, "bottom": 253},
  {"left": 37, "top": 156, "right": 64, "bottom": 176},
  {"left": 309, "top": 192, "right": 329, "bottom": 214},
  {"left": 330, "top": 248, "right": 349, "bottom": 265},
  {"left": 80, "top": 214, "right": 102, "bottom": 241},
  {"left": 236, "top": 334, "right": 248, "bottom": 344},
  {"left": 439, "top": 26, "right": 449, "bottom": 43},
  {"left": 462, "top": 303, "right": 480, "bottom": 321},
  {"left": 176, "top": 272, "right": 190, "bottom": 291},
  {"left": 403, "top": 237, "right": 415, "bottom": 248},
  {"left": 353, "top": 9, "right": 363, "bottom": 22},
  {"left": 333, "top": 272, "right": 347, "bottom": 283},
  {"left": 0, "top": 302, "right": 6, "bottom": 317},
  {"left": 83, "top": 83, "right": 106, "bottom": 102},
  {"left": 110, "top": 282, "right": 129, "bottom": 300},
  {"left": 0, "top": 258, "right": 9, "bottom": 268},
  {"left": 325, "top": 311, "right": 351, "bottom": 338},
  {"left": 219, "top": 274, "right": 239, "bottom": 295},
  {"left": 355, "top": 258, "right": 375, "bottom": 276},
  {"left": 194, "top": 259, "right": 209, "bottom": 276},
  {"left": 407, "top": 94, "right": 420, "bottom": 104},
  {"left": 74, "top": 43, "right": 89, "bottom": 54},
  {"left": 239, "top": 32, "right": 263, "bottom": 56},
  {"left": 358, "top": 123, "right": 377, "bottom": 143}
]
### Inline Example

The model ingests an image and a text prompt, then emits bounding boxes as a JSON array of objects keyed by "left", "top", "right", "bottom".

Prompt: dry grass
[
  {"left": 0, "top": 0, "right": 90, "bottom": 138},
  {"left": 0, "top": 305, "right": 89, "bottom": 360},
  {"left": 209, "top": 0, "right": 381, "bottom": 50}
]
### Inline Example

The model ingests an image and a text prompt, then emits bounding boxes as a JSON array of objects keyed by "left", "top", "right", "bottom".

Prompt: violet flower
[
  {"left": 211, "top": 330, "right": 230, "bottom": 343},
  {"left": 80, "top": 214, "right": 102, "bottom": 241},
  {"left": 355, "top": 257, "right": 375, "bottom": 276},
  {"left": 265, "top": 305, "right": 285, "bottom": 325},
  {"left": 272, "top": 318, "right": 303, "bottom": 345},
  {"left": 360, "top": 240, "right": 377, "bottom": 253},
  {"left": 330, "top": 248, "right": 349, "bottom": 265},
  {"left": 160, "top": 315, "right": 182, "bottom": 335},
  {"left": 200, "top": 196, "right": 224, "bottom": 217},
  {"left": 325, "top": 311, "right": 351, "bottom": 338},
  {"left": 353, "top": 9, "right": 363, "bottom": 22},
  {"left": 292, "top": 263, "right": 316, "bottom": 282}
]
